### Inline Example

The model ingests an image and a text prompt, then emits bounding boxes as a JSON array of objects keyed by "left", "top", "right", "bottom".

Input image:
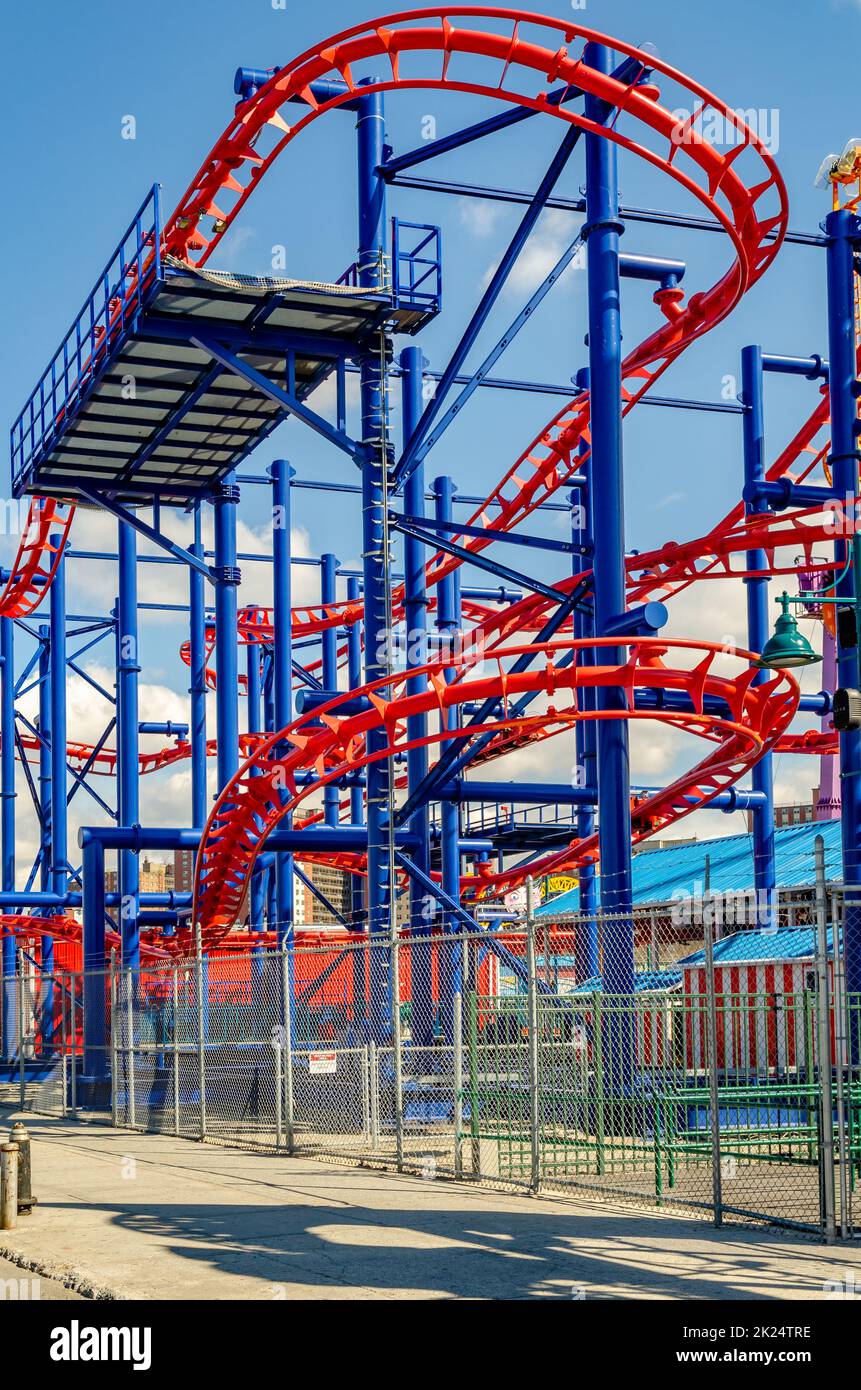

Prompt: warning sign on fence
[{"left": 309, "top": 1051, "right": 337, "bottom": 1075}]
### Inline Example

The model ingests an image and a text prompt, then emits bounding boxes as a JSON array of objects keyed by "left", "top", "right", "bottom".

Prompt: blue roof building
[{"left": 535, "top": 819, "right": 843, "bottom": 915}]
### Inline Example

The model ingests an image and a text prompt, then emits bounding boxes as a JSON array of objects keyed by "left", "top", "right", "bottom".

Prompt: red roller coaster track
[{"left": 4, "top": 9, "right": 853, "bottom": 957}]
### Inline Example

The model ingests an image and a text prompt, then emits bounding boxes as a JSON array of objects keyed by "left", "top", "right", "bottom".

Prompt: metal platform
[{"left": 11, "top": 187, "right": 441, "bottom": 505}]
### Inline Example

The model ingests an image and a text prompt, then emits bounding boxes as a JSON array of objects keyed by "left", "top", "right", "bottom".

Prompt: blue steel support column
[
  {"left": 740, "top": 346, "right": 776, "bottom": 929},
  {"left": 188, "top": 505, "right": 208, "bottom": 830},
  {"left": 346, "top": 576, "right": 367, "bottom": 1031},
  {"left": 321, "top": 553, "right": 340, "bottom": 828},
  {"left": 357, "top": 82, "right": 393, "bottom": 1038},
  {"left": 246, "top": 609, "right": 266, "bottom": 937},
  {"left": 212, "top": 477, "right": 240, "bottom": 1033},
  {"left": 825, "top": 208, "right": 861, "bottom": 1008},
  {"left": 270, "top": 460, "right": 295, "bottom": 946},
  {"left": 401, "top": 346, "right": 434, "bottom": 1046},
  {"left": 81, "top": 834, "right": 107, "bottom": 1085},
  {"left": 38, "top": 627, "right": 51, "bottom": 899},
  {"left": 262, "top": 658, "right": 278, "bottom": 932},
  {"left": 1, "top": 616, "right": 15, "bottom": 1059},
  {"left": 117, "top": 523, "right": 140, "bottom": 971},
  {"left": 214, "top": 476, "right": 240, "bottom": 794},
  {"left": 434, "top": 475, "right": 462, "bottom": 1042},
  {"left": 583, "top": 45, "right": 634, "bottom": 1008},
  {"left": 45, "top": 536, "right": 67, "bottom": 1041},
  {"left": 583, "top": 44, "right": 636, "bottom": 1095},
  {"left": 571, "top": 435, "right": 599, "bottom": 976},
  {"left": 37, "top": 624, "right": 56, "bottom": 1049}
]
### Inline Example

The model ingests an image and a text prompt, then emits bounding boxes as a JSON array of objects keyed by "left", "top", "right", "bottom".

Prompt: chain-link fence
[{"left": 4, "top": 859, "right": 861, "bottom": 1237}]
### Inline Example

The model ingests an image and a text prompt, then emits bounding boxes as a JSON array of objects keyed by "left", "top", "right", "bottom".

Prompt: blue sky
[{"left": 0, "top": 0, "right": 856, "bottom": 874}]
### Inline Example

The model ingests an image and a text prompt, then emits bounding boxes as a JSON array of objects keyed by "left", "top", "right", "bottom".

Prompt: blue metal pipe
[
  {"left": 442, "top": 780, "right": 599, "bottom": 805},
  {"left": 584, "top": 45, "right": 635, "bottom": 1006},
  {"left": 213, "top": 476, "right": 240, "bottom": 794},
  {"left": 346, "top": 574, "right": 367, "bottom": 1026},
  {"left": 189, "top": 506, "right": 208, "bottom": 834},
  {"left": 38, "top": 617, "right": 57, "bottom": 1045},
  {"left": 571, "top": 450, "right": 599, "bottom": 971},
  {"left": 761, "top": 353, "right": 828, "bottom": 380},
  {"left": 246, "top": 607, "right": 265, "bottom": 936},
  {"left": 743, "top": 478, "right": 840, "bottom": 511},
  {"left": 0, "top": 617, "right": 15, "bottom": 1058},
  {"left": 379, "top": 55, "right": 645, "bottom": 182},
  {"left": 380, "top": 78, "right": 588, "bottom": 178},
  {"left": 604, "top": 600, "right": 667, "bottom": 638},
  {"left": 401, "top": 346, "right": 435, "bottom": 1045},
  {"left": 357, "top": 83, "right": 393, "bottom": 1038},
  {"left": 37, "top": 628, "right": 50, "bottom": 898},
  {"left": 270, "top": 459, "right": 295, "bottom": 946},
  {"left": 434, "top": 475, "right": 463, "bottom": 1039},
  {"left": 81, "top": 835, "right": 106, "bottom": 1084},
  {"left": 43, "top": 536, "right": 68, "bottom": 1037},
  {"left": 78, "top": 825, "right": 419, "bottom": 854},
  {"left": 117, "top": 522, "right": 140, "bottom": 969},
  {"left": 321, "top": 553, "right": 340, "bottom": 828},
  {"left": 741, "top": 345, "right": 776, "bottom": 929},
  {"left": 825, "top": 208, "right": 861, "bottom": 1001},
  {"left": 395, "top": 117, "right": 584, "bottom": 488},
  {"left": 619, "top": 252, "right": 685, "bottom": 288}
]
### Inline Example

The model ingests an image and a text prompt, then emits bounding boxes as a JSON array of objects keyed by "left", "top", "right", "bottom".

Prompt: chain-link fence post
[
  {"left": 281, "top": 939, "right": 294, "bottom": 1154},
  {"left": 526, "top": 879, "right": 541, "bottom": 1195},
  {"left": 195, "top": 921, "right": 206, "bottom": 1140},
  {"left": 453, "top": 989, "right": 463, "bottom": 1179},
  {"left": 703, "top": 912, "right": 723, "bottom": 1227},
  {"left": 369, "top": 1038, "right": 380, "bottom": 1149},
  {"left": 126, "top": 966, "right": 136, "bottom": 1129},
  {"left": 467, "top": 989, "right": 480, "bottom": 1177},
  {"left": 171, "top": 964, "right": 180, "bottom": 1136},
  {"left": 361, "top": 1044, "right": 371, "bottom": 1140},
  {"left": 274, "top": 1021, "right": 283, "bottom": 1153},
  {"left": 110, "top": 949, "right": 118, "bottom": 1127},
  {"left": 814, "top": 836, "right": 837, "bottom": 1240},
  {"left": 830, "top": 888, "right": 851, "bottom": 1237},
  {"left": 17, "top": 947, "right": 25, "bottom": 1108},
  {"left": 391, "top": 931, "right": 404, "bottom": 1173}
]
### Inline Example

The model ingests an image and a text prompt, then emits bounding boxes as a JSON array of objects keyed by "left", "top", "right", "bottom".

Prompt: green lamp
[{"left": 756, "top": 592, "right": 822, "bottom": 670}]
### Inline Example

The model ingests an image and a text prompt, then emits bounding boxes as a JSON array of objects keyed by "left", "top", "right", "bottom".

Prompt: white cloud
[
  {"left": 458, "top": 199, "right": 503, "bottom": 238},
  {"left": 480, "top": 209, "right": 584, "bottom": 296}
]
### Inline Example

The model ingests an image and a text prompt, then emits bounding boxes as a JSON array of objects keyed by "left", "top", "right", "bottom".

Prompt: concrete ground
[{"left": 1, "top": 1106, "right": 861, "bottom": 1300}]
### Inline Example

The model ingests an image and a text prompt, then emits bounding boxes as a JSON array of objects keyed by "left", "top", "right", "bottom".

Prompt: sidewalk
[{"left": 1, "top": 1107, "right": 860, "bottom": 1300}]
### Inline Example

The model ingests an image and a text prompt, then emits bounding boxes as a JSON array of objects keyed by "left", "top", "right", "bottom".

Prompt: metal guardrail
[
  {"left": 10, "top": 184, "right": 162, "bottom": 493},
  {"left": 391, "top": 218, "right": 442, "bottom": 312}
]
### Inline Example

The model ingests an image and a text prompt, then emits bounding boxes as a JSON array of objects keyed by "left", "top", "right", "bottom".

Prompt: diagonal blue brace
[
  {"left": 190, "top": 335, "right": 364, "bottom": 459},
  {"left": 398, "top": 512, "right": 577, "bottom": 555},
  {"left": 77, "top": 486, "right": 216, "bottom": 583},
  {"left": 393, "top": 124, "right": 584, "bottom": 489},
  {"left": 392, "top": 53, "right": 648, "bottom": 490},
  {"left": 408, "top": 234, "right": 585, "bottom": 466},
  {"left": 379, "top": 81, "right": 587, "bottom": 178},
  {"left": 391, "top": 515, "right": 570, "bottom": 603},
  {"left": 394, "top": 850, "right": 552, "bottom": 996}
]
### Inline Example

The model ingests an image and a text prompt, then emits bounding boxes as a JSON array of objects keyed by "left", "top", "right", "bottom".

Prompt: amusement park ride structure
[{"left": 5, "top": 8, "right": 861, "bottom": 1081}]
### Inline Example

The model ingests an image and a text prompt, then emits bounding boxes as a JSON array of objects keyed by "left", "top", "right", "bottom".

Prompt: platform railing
[
  {"left": 10, "top": 183, "right": 162, "bottom": 493},
  {"left": 336, "top": 219, "right": 441, "bottom": 315},
  {"left": 391, "top": 218, "right": 442, "bottom": 313}
]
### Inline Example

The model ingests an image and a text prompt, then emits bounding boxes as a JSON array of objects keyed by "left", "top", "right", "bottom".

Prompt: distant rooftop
[{"left": 536, "top": 819, "right": 843, "bottom": 915}]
